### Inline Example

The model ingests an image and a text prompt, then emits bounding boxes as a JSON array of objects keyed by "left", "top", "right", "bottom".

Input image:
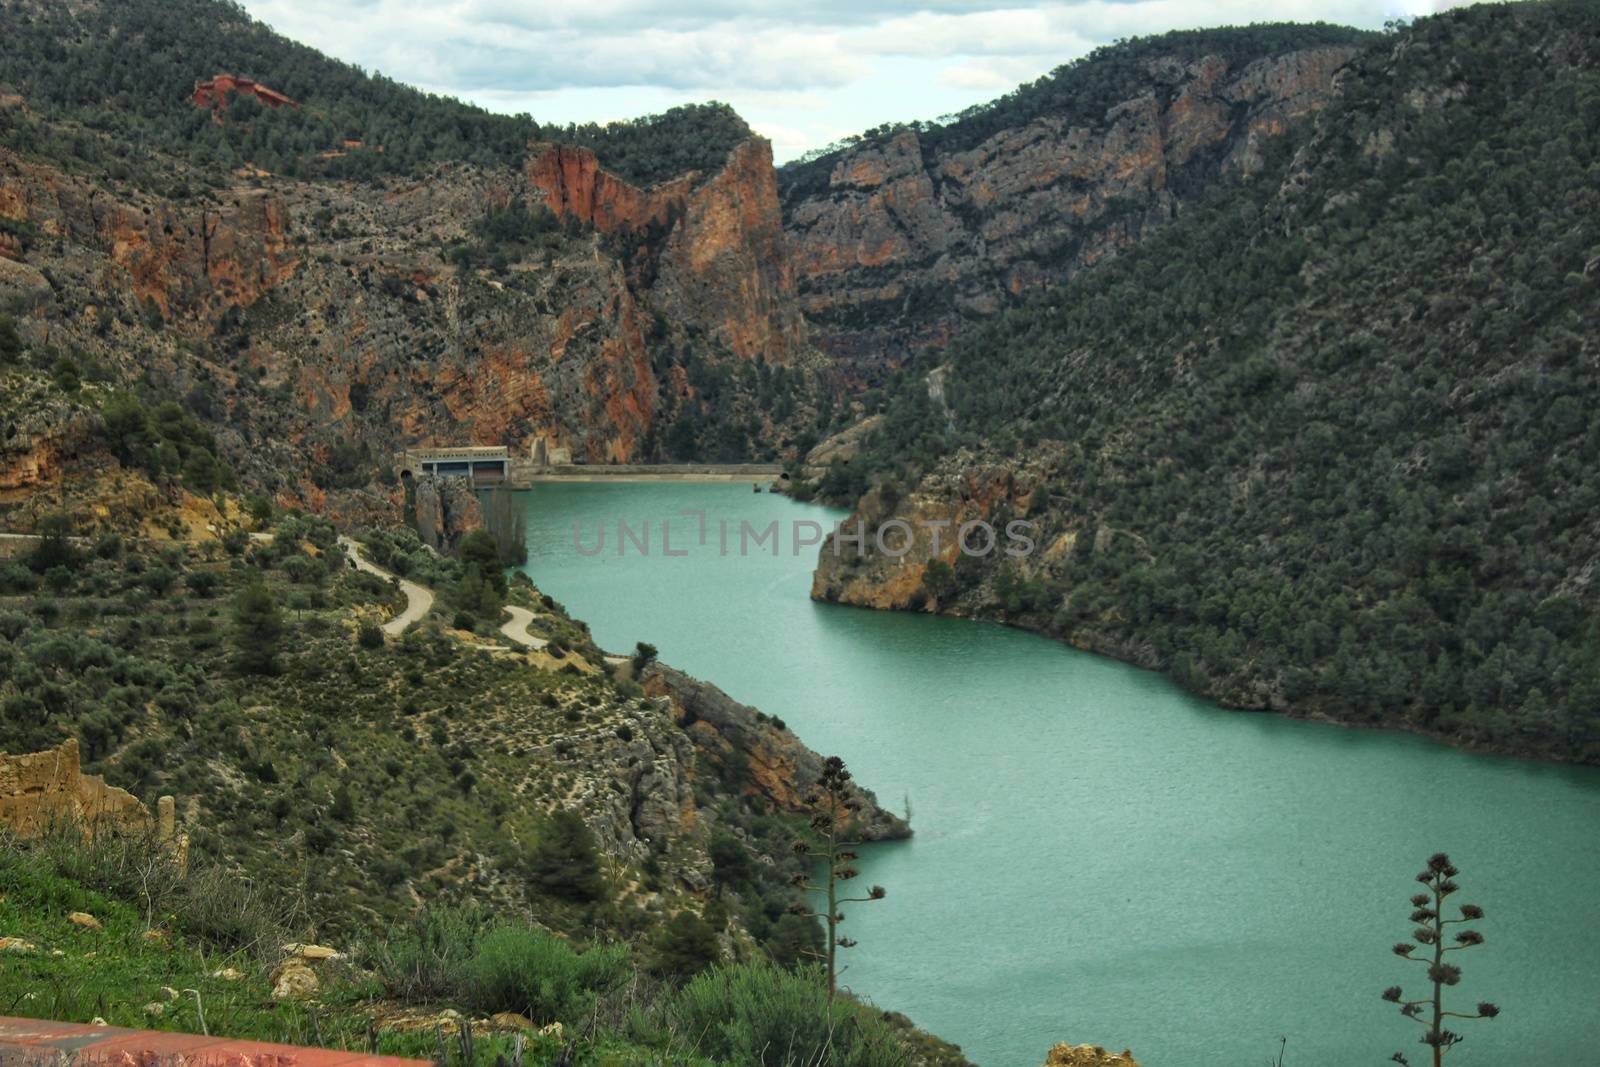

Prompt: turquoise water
[{"left": 519, "top": 483, "right": 1600, "bottom": 1067}]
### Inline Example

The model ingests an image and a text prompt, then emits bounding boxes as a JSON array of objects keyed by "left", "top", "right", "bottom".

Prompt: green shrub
[
  {"left": 646, "top": 910, "right": 720, "bottom": 981},
  {"left": 0, "top": 313, "right": 22, "bottom": 363},
  {"left": 467, "top": 925, "right": 628, "bottom": 1023},
  {"left": 357, "top": 620, "right": 384, "bottom": 649},
  {"left": 526, "top": 810, "right": 606, "bottom": 903},
  {"left": 673, "top": 962, "right": 905, "bottom": 1067},
  {"left": 185, "top": 570, "right": 220, "bottom": 597},
  {"left": 372, "top": 908, "right": 487, "bottom": 1002}
]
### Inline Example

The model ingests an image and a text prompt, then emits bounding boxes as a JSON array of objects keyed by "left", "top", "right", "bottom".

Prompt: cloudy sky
[{"left": 237, "top": 0, "right": 1473, "bottom": 162}]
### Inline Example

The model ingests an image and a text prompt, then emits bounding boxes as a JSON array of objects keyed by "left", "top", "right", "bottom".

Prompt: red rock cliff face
[
  {"left": 525, "top": 144, "right": 690, "bottom": 232},
  {"left": 781, "top": 46, "right": 1356, "bottom": 382},
  {"left": 0, "top": 129, "right": 817, "bottom": 497},
  {"left": 0, "top": 152, "right": 299, "bottom": 322},
  {"left": 528, "top": 138, "right": 806, "bottom": 364}
]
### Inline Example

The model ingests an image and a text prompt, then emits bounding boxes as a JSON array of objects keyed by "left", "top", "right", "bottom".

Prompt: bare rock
[
  {"left": 1042, "top": 1045, "right": 1140, "bottom": 1067},
  {"left": 0, "top": 256, "right": 51, "bottom": 308},
  {"left": 283, "top": 941, "right": 342, "bottom": 962},
  {"left": 270, "top": 959, "right": 320, "bottom": 1000}
]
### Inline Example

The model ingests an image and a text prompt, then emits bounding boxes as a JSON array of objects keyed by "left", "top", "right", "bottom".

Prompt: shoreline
[{"left": 809, "top": 591, "right": 1600, "bottom": 771}]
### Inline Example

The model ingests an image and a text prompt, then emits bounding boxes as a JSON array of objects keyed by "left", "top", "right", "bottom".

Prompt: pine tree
[
  {"left": 527, "top": 809, "right": 606, "bottom": 903},
  {"left": 231, "top": 579, "right": 284, "bottom": 675}
]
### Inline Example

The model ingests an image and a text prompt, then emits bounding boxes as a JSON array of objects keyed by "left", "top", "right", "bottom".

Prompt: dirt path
[
  {"left": 498, "top": 605, "right": 549, "bottom": 650},
  {"left": 339, "top": 536, "right": 434, "bottom": 635}
]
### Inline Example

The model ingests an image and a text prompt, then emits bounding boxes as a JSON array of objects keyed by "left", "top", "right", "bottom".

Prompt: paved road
[
  {"left": 498, "top": 605, "right": 549, "bottom": 650},
  {"left": 338, "top": 536, "right": 434, "bottom": 636},
  {"left": 0, "top": 532, "right": 89, "bottom": 544}
]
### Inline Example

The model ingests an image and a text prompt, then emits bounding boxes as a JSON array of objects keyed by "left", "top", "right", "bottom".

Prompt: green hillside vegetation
[
  {"left": 0, "top": 511, "right": 816, "bottom": 953},
  {"left": 0, "top": 835, "right": 910, "bottom": 1066},
  {"left": 830, "top": 0, "right": 1600, "bottom": 761},
  {"left": 780, "top": 22, "right": 1376, "bottom": 200},
  {"left": 0, "top": 0, "right": 750, "bottom": 187}
]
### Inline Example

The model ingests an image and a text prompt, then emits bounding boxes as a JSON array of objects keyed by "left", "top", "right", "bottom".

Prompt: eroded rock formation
[
  {"left": 1042, "top": 1045, "right": 1141, "bottom": 1067},
  {"left": 0, "top": 129, "right": 820, "bottom": 506},
  {"left": 528, "top": 137, "right": 807, "bottom": 365},
  {"left": 0, "top": 738, "right": 153, "bottom": 836},
  {"left": 645, "top": 664, "right": 910, "bottom": 842},
  {"left": 782, "top": 46, "right": 1356, "bottom": 380}
]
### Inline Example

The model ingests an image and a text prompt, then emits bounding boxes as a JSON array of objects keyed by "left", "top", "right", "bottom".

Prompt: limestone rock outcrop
[
  {"left": 0, "top": 738, "right": 152, "bottom": 836},
  {"left": 270, "top": 959, "right": 320, "bottom": 1000},
  {"left": 1042, "top": 1045, "right": 1140, "bottom": 1067},
  {"left": 0, "top": 127, "right": 820, "bottom": 505},
  {"left": 528, "top": 137, "right": 807, "bottom": 366},
  {"left": 782, "top": 46, "right": 1357, "bottom": 381},
  {"left": 645, "top": 665, "right": 910, "bottom": 842}
]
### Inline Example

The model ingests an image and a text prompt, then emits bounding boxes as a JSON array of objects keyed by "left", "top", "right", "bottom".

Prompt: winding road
[
  {"left": 498, "top": 605, "right": 549, "bottom": 650},
  {"left": 9, "top": 527, "right": 543, "bottom": 650},
  {"left": 341, "top": 536, "right": 548, "bottom": 649},
  {"left": 338, "top": 536, "right": 435, "bottom": 636}
]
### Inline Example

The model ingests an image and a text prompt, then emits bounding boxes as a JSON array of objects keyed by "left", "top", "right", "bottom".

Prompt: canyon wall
[
  {"left": 781, "top": 46, "right": 1356, "bottom": 381},
  {"left": 0, "top": 130, "right": 819, "bottom": 506},
  {"left": 527, "top": 137, "right": 807, "bottom": 365}
]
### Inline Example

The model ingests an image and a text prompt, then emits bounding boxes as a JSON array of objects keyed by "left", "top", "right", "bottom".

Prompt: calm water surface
[{"left": 519, "top": 483, "right": 1600, "bottom": 1067}]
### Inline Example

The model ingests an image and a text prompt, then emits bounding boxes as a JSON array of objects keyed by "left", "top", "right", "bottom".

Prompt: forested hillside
[
  {"left": 811, "top": 0, "right": 1600, "bottom": 762},
  {"left": 0, "top": 0, "right": 750, "bottom": 186}
]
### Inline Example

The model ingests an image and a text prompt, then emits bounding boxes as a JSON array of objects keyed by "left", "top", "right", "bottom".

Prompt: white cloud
[
  {"left": 236, "top": 0, "right": 1459, "bottom": 160},
  {"left": 938, "top": 56, "right": 1059, "bottom": 91}
]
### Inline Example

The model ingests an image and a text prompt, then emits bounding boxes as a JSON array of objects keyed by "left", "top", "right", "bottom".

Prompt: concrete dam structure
[{"left": 397, "top": 446, "right": 784, "bottom": 487}]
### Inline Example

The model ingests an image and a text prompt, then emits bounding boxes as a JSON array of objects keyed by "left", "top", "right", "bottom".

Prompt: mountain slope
[
  {"left": 809, "top": 0, "right": 1600, "bottom": 762},
  {"left": 779, "top": 24, "right": 1375, "bottom": 382},
  {"left": 0, "top": 0, "right": 750, "bottom": 185},
  {"left": 0, "top": 0, "right": 829, "bottom": 506}
]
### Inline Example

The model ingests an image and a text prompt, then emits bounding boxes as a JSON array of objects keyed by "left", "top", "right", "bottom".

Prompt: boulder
[
  {"left": 490, "top": 1012, "right": 535, "bottom": 1031},
  {"left": 0, "top": 937, "right": 37, "bottom": 953},
  {"left": 0, "top": 257, "right": 51, "bottom": 309},
  {"left": 283, "top": 941, "right": 342, "bottom": 961},
  {"left": 67, "top": 912, "right": 102, "bottom": 931},
  {"left": 1042, "top": 1045, "right": 1140, "bottom": 1067},
  {"left": 270, "top": 959, "right": 320, "bottom": 1000}
]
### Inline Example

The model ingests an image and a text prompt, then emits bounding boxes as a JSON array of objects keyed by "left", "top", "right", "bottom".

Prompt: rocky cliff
[
  {"left": 781, "top": 43, "right": 1357, "bottom": 381},
  {"left": 0, "top": 125, "right": 822, "bottom": 505},
  {"left": 646, "top": 664, "right": 910, "bottom": 842},
  {"left": 1041, "top": 1046, "right": 1140, "bottom": 1067},
  {"left": 527, "top": 136, "right": 809, "bottom": 368}
]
